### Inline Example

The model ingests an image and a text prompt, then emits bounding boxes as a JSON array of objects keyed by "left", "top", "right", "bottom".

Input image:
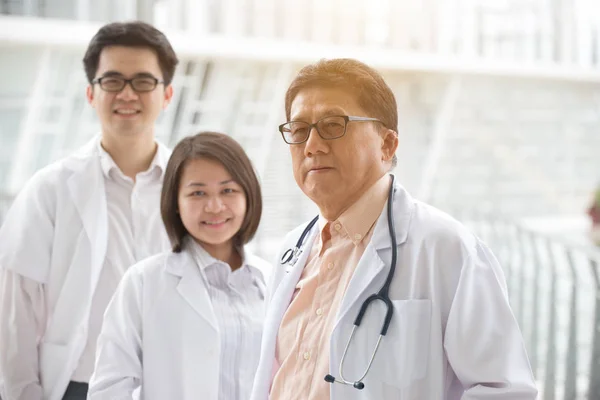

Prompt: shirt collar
[
  {"left": 319, "top": 174, "right": 392, "bottom": 246},
  {"left": 97, "top": 140, "right": 167, "bottom": 180},
  {"left": 185, "top": 236, "right": 262, "bottom": 277}
]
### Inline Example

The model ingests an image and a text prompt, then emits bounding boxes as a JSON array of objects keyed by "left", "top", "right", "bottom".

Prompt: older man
[{"left": 251, "top": 58, "right": 537, "bottom": 400}]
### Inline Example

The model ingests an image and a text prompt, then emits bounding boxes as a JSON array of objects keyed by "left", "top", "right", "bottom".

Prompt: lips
[
  {"left": 202, "top": 218, "right": 231, "bottom": 227},
  {"left": 114, "top": 109, "right": 140, "bottom": 115},
  {"left": 308, "top": 166, "right": 333, "bottom": 173}
]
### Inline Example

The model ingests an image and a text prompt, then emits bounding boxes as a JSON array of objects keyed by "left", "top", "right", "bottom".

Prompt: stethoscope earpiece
[{"left": 353, "top": 382, "right": 365, "bottom": 390}]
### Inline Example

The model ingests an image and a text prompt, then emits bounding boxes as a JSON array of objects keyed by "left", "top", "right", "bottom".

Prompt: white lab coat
[
  {"left": 88, "top": 248, "right": 270, "bottom": 400},
  {"left": 0, "top": 137, "right": 170, "bottom": 400},
  {"left": 250, "top": 177, "right": 538, "bottom": 400}
]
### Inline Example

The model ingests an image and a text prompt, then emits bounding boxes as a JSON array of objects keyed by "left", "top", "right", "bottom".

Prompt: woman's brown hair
[{"left": 161, "top": 132, "right": 262, "bottom": 252}]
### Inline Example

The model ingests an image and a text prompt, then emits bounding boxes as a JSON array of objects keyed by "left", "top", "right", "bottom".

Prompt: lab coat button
[{"left": 303, "top": 351, "right": 311, "bottom": 360}]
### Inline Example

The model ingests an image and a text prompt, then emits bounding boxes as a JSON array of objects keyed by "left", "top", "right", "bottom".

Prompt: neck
[
  {"left": 200, "top": 240, "right": 242, "bottom": 271},
  {"left": 101, "top": 132, "right": 157, "bottom": 180},
  {"left": 318, "top": 173, "right": 386, "bottom": 221}
]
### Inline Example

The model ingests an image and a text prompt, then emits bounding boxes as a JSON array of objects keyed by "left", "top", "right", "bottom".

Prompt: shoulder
[
  {"left": 392, "top": 185, "right": 478, "bottom": 259},
  {"left": 18, "top": 159, "right": 70, "bottom": 194},
  {"left": 410, "top": 201, "right": 476, "bottom": 250},
  {"left": 130, "top": 251, "right": 172, "bottom": 273},
  {"left": 17, "top": 141, "right": 100, "bottom": 195},
  {"left": 245, "top": 252, "right": 273, "bottom": 281},
  {"left": 123, "top": 252, "right": 174, "bottom": 287}
]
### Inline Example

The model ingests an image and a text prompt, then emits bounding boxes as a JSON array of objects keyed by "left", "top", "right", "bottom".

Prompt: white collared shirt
[
  {"left": 188, "top": 239, "right": 266, "bottom": 400},
  {"left": 71, "top": 142, "right": 171, "bottom": 382}
]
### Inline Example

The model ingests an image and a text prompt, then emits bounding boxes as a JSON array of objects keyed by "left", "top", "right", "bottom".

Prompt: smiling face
[
  {"left": 177, "top": 158, "right": 247, "bottom": 251},
  {"left": 288, "top": 86, "right": 398, "bottom": 220},
  {"left": 86, "top": 45, "right": 173, "bottom": 142}
]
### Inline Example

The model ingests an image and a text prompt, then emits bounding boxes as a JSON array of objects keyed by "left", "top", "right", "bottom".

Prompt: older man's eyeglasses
[
  {"left": 279, "top": 115, "right": 384, "bottom": 145},
  {"left": 92, "top": 75, "right": 164, "bottom": 93}
]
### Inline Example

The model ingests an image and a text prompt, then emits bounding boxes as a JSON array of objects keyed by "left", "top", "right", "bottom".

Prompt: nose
[
  {"left": 204, "top": 196, "right": 225, "bottom": 213},
  {"left": 115, "top": 82, "right": 139, "bottom": 101},
  {"left": 303, "top": 126, "right": 328, "bottom": 157}
]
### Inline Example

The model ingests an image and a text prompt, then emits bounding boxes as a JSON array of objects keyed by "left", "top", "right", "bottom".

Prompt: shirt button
[
  {"left": 334, "top": 223, "right": 342, "bottom": 231},
  {"left": 316, "top": 308, "right": 323, "bottom": 316},
  {"left": 303, "top": 351, "right": 311, "bottom": 360},
  {"left": 327, "top": 262, "right": 334, "bottom": 270},
  {"left": 354, "top": 233, "right": 362, "bottom": 241}
]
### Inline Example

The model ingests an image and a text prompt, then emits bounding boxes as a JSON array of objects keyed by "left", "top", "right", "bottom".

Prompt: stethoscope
[{"left": 280, "top": 174, "right": 398, "bottom": 391}]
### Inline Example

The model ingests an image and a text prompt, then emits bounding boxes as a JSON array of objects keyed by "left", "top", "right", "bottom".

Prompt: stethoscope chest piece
[{"left": 280, "top": 216, "right": 319, "bottom": 273}]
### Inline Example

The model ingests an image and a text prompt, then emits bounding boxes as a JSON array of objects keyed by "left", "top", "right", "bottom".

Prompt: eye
[
  {"left": 132, "top": 77, "right": 156, "bottom": 91},
  {"left": 222, "top": 188, "right": 236, "bottom": 194},
  {"left": 101, "top": 77, "right": 124, "bottom": 90},
  {"left": 190, "top": 191, "right": 205, "bottom": 196}
]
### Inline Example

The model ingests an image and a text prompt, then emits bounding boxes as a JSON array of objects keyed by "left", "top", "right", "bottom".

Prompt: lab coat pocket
[{"left": 369, "top": 299, "right": 432, "bottom": 388}]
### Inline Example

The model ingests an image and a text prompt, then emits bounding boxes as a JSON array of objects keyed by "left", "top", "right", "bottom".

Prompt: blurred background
[{"left": 1, "top": 0, "right": 600, "bottom": 398}]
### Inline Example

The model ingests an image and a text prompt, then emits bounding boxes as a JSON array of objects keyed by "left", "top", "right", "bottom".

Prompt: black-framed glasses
[
  {"left": 278, "top": 115, "right": 384, "bottom": 144},
  {"left": 92, "top": 76, "right": 164, "bottom": 93}
]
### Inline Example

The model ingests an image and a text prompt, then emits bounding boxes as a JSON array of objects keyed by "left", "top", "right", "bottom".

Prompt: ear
[
  {"left": 86, "top": 85, "right": 95, "bottom": 106},
  {"left": 162, "top": 84, "right": 174, "bottom": 109},
  {"left": 381, "top": 128, "right": 398, "bottom": 162}
]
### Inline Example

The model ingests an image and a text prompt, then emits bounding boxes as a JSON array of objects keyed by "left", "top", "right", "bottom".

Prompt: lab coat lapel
[
  {"left": 334, "top": 181, "right": 413, "bottom": 329},
  {"left": 334, "top": 245, "right": 386, "bottom": 328},
  {"left": 66, "top": 137, "right": 108, "bottom": 285},
  {"left": 266, "top": 228, "right": 317, "bottom": 329},
  {"left": 168, "top": 251, "right": 219, "bottom": 332},
  {"left": 260, "top": 228, "right": 318, "bottom": 370}
]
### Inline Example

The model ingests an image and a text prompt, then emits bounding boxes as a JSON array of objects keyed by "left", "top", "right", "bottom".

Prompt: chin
[
  {"left": 198, "top": 234, "right": 235, "bottom": 245},
  {"left": 302, "top": 185, "right": 332, "bottom": 203}
]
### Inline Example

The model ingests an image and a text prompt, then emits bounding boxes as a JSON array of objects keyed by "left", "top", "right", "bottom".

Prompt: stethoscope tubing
[{"left": 281, "top": 174, "right": 399, "bottom": 390}]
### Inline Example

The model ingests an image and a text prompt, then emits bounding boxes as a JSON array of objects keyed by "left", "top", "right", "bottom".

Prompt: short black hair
[{"left": 83, "top": 21, "right": 178, "bottom": 85}]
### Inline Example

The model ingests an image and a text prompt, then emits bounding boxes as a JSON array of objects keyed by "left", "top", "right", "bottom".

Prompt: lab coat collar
[
  {"left": 333, "top": 177, "right": 415, "bottom": 334},
  {"left": 65, "top": 135, "right": 108, "bottom": 286},
  {"left": 164, "top": 249, "right": 219, "bottom": 331},
  {"left": 369, "top": 175, "right": 414, "bottom": 251}
]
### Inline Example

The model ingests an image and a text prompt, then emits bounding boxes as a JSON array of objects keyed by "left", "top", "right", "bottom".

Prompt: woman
[{"left": 88, "top": 132, "right": 269, "bottom": 400}]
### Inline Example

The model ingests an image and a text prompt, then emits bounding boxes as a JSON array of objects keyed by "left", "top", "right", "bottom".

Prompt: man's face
[
  {"left": 86, "top": 45, "right": 173, "bottom": 140},
  {"left": 288, "top": 86, "right": 397, "bottom": 218}
]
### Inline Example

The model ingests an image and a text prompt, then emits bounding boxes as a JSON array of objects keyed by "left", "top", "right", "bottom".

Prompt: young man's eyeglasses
[{"left": 92, "top": 75, "right": 164, "bottom": 93}]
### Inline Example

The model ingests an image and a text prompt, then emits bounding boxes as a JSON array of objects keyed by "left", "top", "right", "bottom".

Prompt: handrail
[{"left": 457, "top": 210, "right": 600, "bottom": 400}]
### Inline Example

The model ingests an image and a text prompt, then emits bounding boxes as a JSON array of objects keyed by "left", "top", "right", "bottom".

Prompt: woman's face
[{"left": 177, "top": 158, "right": 247, "bottom": 248}]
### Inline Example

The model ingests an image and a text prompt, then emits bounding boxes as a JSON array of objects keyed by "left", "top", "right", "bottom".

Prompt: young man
[{"left": 0, "top": 21, "right": 178, "bottom": 400}]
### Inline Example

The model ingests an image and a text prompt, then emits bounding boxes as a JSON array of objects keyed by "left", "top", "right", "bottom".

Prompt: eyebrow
[
  {"left": 100, "top": 71, "right": 158, "bottom": 79},
  {"left": 185, "top": 179, "right": 234, "bottom": 187},
  {"left": 291, "top": 108, "right": 347, "bottom": 122}
]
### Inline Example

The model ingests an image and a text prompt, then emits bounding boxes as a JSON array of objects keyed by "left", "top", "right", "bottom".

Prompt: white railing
[
  {"left": 462, "top": 211, "right": 600, "bottom": 400},
  {"left": 2, "top": 0, "right": 600, "bottom": 70}
]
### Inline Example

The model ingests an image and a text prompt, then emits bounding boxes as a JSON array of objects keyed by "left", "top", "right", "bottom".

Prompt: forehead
[
  {"left": 96, "top": 45, "right": 162, "bottom": 78},
  {"left": 180, "top": 158, "right": 233, "bottom": 182},
  {"left": 289, "top": 86, "right": 364, "bottom": 120}
]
